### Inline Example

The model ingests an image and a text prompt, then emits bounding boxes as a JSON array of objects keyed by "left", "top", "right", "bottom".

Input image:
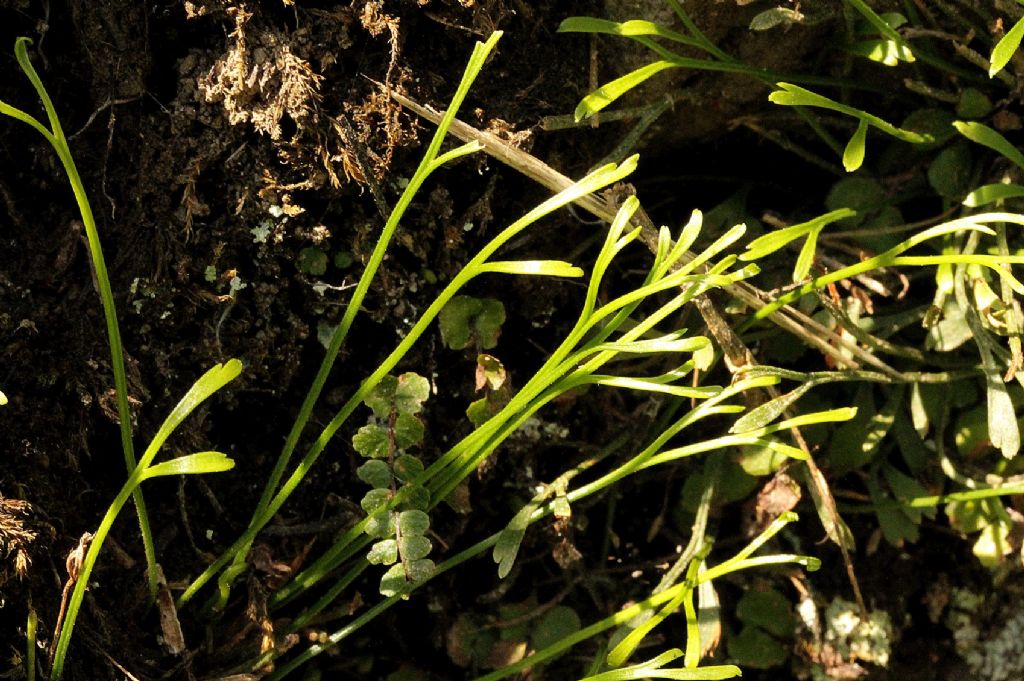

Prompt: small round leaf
[
  {"left": 400, "top": 535, "right": 432, "bottom": 561},
  {"left": 399, "top": 509, "right": 430, "bottom": 535},
  {"left": 357, "top": 460, "right": 393, "bottom": 489}
]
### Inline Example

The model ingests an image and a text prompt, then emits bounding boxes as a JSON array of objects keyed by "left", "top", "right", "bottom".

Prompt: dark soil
[{"left": 0, "top": 2, "right": 1017, "bottom": 681}]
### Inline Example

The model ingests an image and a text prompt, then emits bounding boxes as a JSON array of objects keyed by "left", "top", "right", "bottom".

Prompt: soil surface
[{"left": 0, "top": 2, "right": 1019, "bottom": 681}]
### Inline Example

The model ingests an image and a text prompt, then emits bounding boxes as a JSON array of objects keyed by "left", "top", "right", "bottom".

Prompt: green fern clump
[{"left": 353, "top": 373, "right": 435, "bottom": 596}]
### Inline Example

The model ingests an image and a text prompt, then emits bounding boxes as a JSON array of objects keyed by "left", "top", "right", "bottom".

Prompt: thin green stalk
[
  {"left": 755, "top": 213, "right": 1024, "bottom": 317},
  {"left": 26, "top": 606, "right": 37, "bottom": 681},
  {"left": 840, "top": 483, "right": 1024, "bottom": 513},
  {"left": 1, "top": 37, "right": 158, "bottom": 598}
]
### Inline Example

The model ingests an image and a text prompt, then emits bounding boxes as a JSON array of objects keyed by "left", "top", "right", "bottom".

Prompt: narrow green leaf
[
  {"left": 143, "top": 360, "right": 243, "bottom": 466},
  {"left": 843, "top": 119, "right": 868, "bottom": 171},
  {"left": 557, "top": 17, "right": 699, "bottom": 47},
  {"left": 669, "top": 210, "right": 704, "bottom": 266},
  {"left": 590, "top": 375, "right": 720, "bottom": 398},
  {"left": 581, "top": 664, "right": 742, "bottom": 681},
  {"left": 759, "top": 439, "right": 810, "bottom": 461},
  {"left": 741, "top": 223, "right": 816, "bottom": 262},
  {"left": 143, "top": 451, "right": 234, "bottom": 479},
  {"left": 482, "top": 260, "right": 584, "bottom": 277},
  {"left": 575, "top": 61, "right": 677, "bottom": 121},
  {"left": 990, "top": 13, "right": 1024, "bottom": 77},
  {"left": 769, "top": 83, "right": 929, "bottom": 144},
  {"left": 848, "top": 39, "right": 915, "bottom": 66},
  {"left": 793, "top": 225, "right": 821, "bottom": 281},
  {"left": 986, "top": 369, "right": 1020, "bottom": 459},
  {"left": 963, "top": 183, "right": 1024, "bottom": 207},
  {"left": 741, "top": 209, "right": 855, "bottom": 263},
  {"left": 861, "top": 388, "right": 901, "bottom": 461},
  {"left": 954, "top": 121, "right": 1024, "bottom": 171},
  {"left": 592, "top": 334, "right": 708, "bottom": 355},
  {"left": 769, "top": 407, "right": 858, "bottom": 432},
  {"left": 494, "top": 505, "right": 534, "bottom": 578},
  {"left": 750, "top": 7, "right": 804, "bottom": 31}
]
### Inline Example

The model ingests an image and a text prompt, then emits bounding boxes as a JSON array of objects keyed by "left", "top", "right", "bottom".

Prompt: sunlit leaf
[
  {"left": 730, "top": 381, "right": 816, "bottom": 433},
  {"left": 973, "top": 517, "right": 1012, "bottom": 567},
  {"left": 143, "top": 451, "right": 234, "bottom": 479},
  {"left": 770, "top": 83, "right": 929, "bottom": 144},
  {"left": 954, "top": 121, "right": 1024, "bottom": 171},
  {"left": 990, "top": 13, "right": 1024, "bottom": 77},
  {"left": 379, "top": 563, "right": 407, "bottom": 597},
  {"left": 399, "top": 535, "right": 432, "bottom": 561},
  {"left": 963, "top": 183, "right": 1024, "bottom": 207},
  {"left": 557, "top": 17, "right": 699, "bottom": 47},
  {"left": 143, "top": 360, "right": 243, "bottom": 465},
  {"left": 368, "top": 539, "right": 399, "bottom": 565},
  {"left": 483, "top": 260, "right": 584, "bottom": 277},
  {"left": 575, "top": 61, "right": 677, "bottom": 121},
  {"left": 848, "top": 39, "right": 915, "bottom": 66}
]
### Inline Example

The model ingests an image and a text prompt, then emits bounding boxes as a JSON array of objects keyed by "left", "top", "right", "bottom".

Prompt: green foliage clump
[{"left": 353, "top": 373, "right": 435, "bottom": 596}]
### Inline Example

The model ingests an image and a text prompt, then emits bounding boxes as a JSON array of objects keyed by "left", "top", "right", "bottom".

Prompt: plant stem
[{"left": 4, "top": 37, "right": 158, "bottom": 599}]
